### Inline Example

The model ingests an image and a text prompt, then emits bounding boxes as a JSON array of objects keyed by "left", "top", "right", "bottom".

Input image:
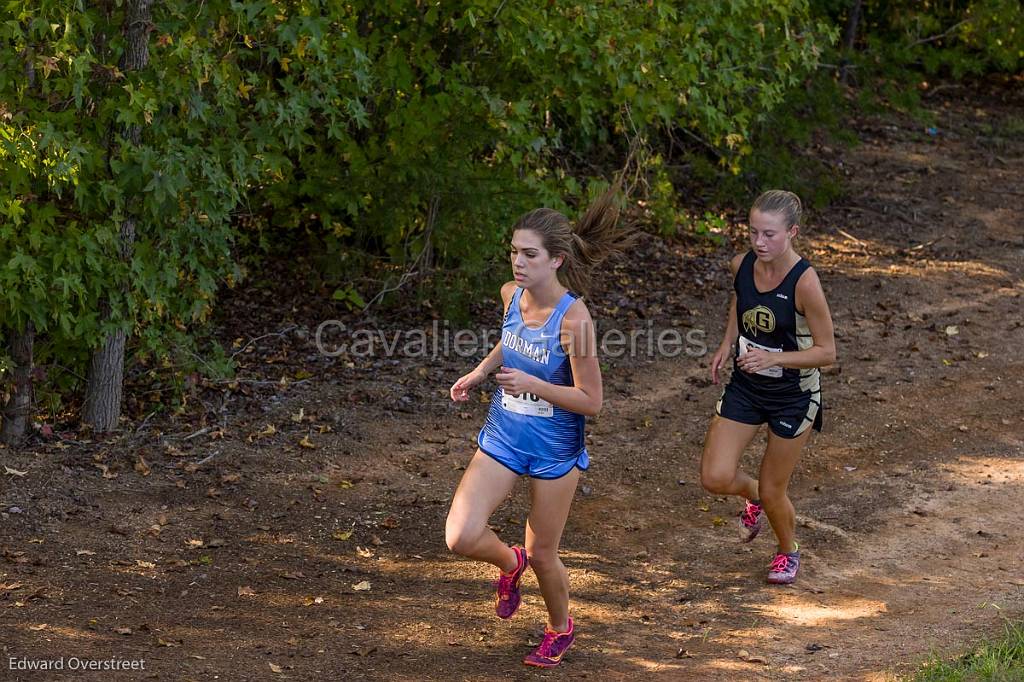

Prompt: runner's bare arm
[
  {"left": 711, "top": 254, "right": 745, "bottom": 384},
  {"left": 494, "top": 300, "right": 602, "bottom": 417},
  {"left": 450, "top": 281, "right": 517, "bottom": 401}
]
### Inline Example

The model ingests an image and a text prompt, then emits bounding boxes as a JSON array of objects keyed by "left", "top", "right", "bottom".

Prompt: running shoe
[
  {"left": 767, "top": 550, "right": 800, "bottom": 584},
  {"left": 738, "top": 499, "right": 765, "bottom": 543},
  {"left": 523, "top": 618, "right": 575, "bottom": 668},
  {"left": 494, "top": 546, "right": 528, "bottom": 619}
]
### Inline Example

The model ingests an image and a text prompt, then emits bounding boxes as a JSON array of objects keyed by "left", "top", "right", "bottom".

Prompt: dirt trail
[{"left": 2, "top": 90, "right": 1023, "bottom": 681}]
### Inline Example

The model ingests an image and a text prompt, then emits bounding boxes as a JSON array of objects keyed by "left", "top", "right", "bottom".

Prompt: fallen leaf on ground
[
  {"left": 93, "top": 463, "right": 118, "bottom": 479},
  {"left": 237, "top": 586, "right": 256, "bottom": 596},
  {"left": 332, "top": 529, "right": 354, "bottom": 541},
  {"left": 269, "top": 662, "right": 283, "bottom": 673},
  {"left": 115, "top": 627, "right": 132, "bottom": 635},
  {"left": 298, "top": 435, "right": 316, "bottom": 449},
  {"left": 134, "top": 456, "right": 151, "bottom": 476},
  {"left": 352, "top": 581, "right": 371, "bottom": 591},
  {"left": 4, "top": 466, "right": 27, "bottom": 477}
]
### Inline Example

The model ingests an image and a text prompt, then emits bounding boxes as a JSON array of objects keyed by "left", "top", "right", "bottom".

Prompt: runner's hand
[
  {"left": 736, "top": 347, "right": 776, "bottom": 374},
  {"left": 494, "top": 366, "right": 536, "bottom": 396},
  {"left": 710, "top": 344, "right": 732, "bottom": 385},
  {"left": 450, "top": 369, "right": 484, "bottom": 402}
]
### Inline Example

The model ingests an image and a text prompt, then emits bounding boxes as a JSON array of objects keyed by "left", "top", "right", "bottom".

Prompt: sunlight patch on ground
[
  {"left": 753, "top": 596, "right": 888, "bottom": 627},
  {"left": 815, "top": 250, "right": 1011, "bottom": 281},
  {"left": 13, "top": 623, "right": 105, "bottom": 642},
  {"left": 701, "top": 658, "right": 773, "bottom": 674},
  {"left": 939, "top": 456, "right": 1024, "bottom": 485}
]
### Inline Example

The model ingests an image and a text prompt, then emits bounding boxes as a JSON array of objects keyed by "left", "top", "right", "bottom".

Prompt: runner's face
[
  {"left": 749, "top": 209, "right": 796, "bottom": 261},
  {"left": 510, "top": 229, "right": 562, "bottom": 287}
]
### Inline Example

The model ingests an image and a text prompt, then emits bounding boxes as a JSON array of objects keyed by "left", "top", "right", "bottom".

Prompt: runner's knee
[
  {"left": 525, "top": 545, "right": 560, "bottom": 572},
  {"left": 701, "top": 468, "right": 733, "bottom": 494},
  {"left": 444, "top": 519, "right": 482, "bottom": 556},
  {"left": 758, "top": 482, "right": 788, "bottom": 506}
]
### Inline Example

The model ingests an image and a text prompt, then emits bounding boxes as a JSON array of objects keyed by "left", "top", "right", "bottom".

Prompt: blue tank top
[{"left": 478, "top": 288, "right": 587, "bottom": 461}]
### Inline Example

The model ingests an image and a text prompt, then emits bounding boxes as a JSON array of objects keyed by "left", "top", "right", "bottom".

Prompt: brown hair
[
  {"left": 512, "top": 184, "right": 630, "bottom": 296},
  {"left": 751, "top": 189, "right": 802, "bottom": 228}
]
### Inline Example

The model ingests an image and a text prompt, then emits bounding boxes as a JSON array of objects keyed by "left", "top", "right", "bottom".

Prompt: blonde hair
[
  {"left": 512, "top": 184, "right": 630, "bottom": 296},
  {"left": 751, "top": 189, "right": 802, "bottom": 228}
]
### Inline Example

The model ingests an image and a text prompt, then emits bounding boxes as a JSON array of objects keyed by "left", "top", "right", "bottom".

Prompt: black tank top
[{"left": 731, "top": 251, "right": 820, "bottom": 396}]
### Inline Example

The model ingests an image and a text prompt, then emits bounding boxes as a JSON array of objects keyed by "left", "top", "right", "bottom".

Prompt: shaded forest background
[{"left": 1, "top": 0, "right": 1022, "bottom": 439}]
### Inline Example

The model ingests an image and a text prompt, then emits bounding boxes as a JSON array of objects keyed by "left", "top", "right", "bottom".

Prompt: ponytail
[
  {"left": 512, "top": 181, "right": 632, "bottom": 297},
  {"left": 560, "top": 182, "right": 631, "bottom": 296}
]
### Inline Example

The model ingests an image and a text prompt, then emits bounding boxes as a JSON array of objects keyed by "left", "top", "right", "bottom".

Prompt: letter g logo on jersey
[{"left": 742, "top": 306, "right": 776, "bottom": 336}]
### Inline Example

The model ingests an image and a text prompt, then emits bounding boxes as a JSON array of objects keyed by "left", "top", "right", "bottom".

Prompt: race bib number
[
  {"left": 501, "top": 389, "right": 553, "bottom": 417},
  {"left": 738, "top": 335, "right": 783, "bottom": 378}
]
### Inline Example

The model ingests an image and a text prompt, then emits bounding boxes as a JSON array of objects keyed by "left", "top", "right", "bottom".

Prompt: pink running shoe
[
  {"left": 767, "top": 550, "right": 800, "bottom": 584},
  {"left": 739, "top": 500, "right": 765, "bottom": 543},
  {"left": 494, "top": 546, "right": 528, "bottom": 619},
  {"left": 523, "top": 618, "right": 575, "bottom": 668}
]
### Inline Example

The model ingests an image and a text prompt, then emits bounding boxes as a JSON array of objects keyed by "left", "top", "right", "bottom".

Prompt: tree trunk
[
  {"left": 839, "top": 0, "right": 863, "bottom": 85},
  {"left": 83, "top": 0, "right": 152, "bottom": 432},
  {"left": 2, "top": 322, "right": 36, "bottom": 446}
]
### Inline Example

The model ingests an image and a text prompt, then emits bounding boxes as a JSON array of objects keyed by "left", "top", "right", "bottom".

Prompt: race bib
[
  {"left": 501, "top": 389, "right": 553, "bottom": 417},
  {"left": 738, "top": 335, "right": 783, "bottom": 378}
]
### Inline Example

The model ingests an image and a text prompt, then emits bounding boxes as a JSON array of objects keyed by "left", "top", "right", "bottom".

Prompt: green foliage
[
  {"left": 829, "top": 0, "right": 1024, "bottom": 83},
  {"left": 224, "top": 0, "right": 835, "bottom": 291},
  {"left": 0, "top": 1, "right": 255, "bottom": 409},
  {"left": 911, "top": 620, "right": 1024, "bottom": 681},
  {"left": 5, "top": 0, "right": 1020, "bottom": 421}
]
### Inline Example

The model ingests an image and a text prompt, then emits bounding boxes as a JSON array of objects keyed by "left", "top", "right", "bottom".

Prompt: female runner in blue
[
  {"left": 700, "top": 190, "right": 836, "bottom": 585},
  {"left": 446, "top": 188, "right": 626, "bottom": 668}
]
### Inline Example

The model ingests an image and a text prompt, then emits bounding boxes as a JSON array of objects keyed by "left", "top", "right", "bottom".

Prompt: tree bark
[
  {"left": 839, "top": 0, "right": 863, "bottom": 85},
  {"left": 83, "top": 0, "right": 152, "bottom": 432},
  {"left": 2, "top": 323, "right": 36, "bottom": 446}
]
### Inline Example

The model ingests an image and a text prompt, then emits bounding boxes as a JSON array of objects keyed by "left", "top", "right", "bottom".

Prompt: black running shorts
[{"left": 716, "top": 379, "right": 822, "bottom": 439}]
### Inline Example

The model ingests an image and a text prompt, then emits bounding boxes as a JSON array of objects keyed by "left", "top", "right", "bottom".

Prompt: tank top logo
[
  {"left": 742, "top": 305, "right": 776, "bottom": 336},
  {"left": 502, "top": 330, "right": 551, "bottom": 365}
]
